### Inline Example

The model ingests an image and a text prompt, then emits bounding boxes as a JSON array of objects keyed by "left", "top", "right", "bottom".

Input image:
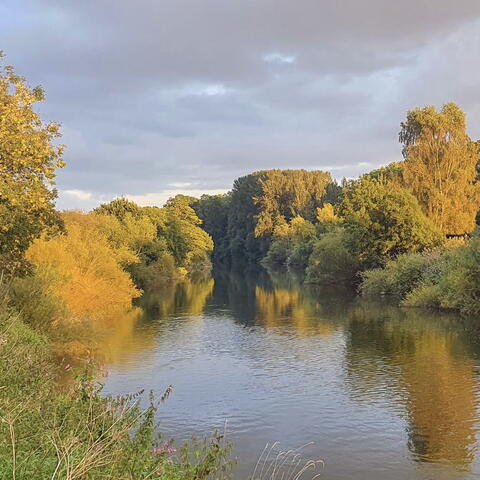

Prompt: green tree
[
  {"left": 399, "top": 103, "right": 480, "bottom": 235},
  {"left": 0, "top": 53, "right": 65, "bottom": 271},
  {"left": 225, "top": 169, "right": 335, "bottom": 263},
  {"left": 305, "top": 229, "right": 361, "bottom": 284},
  {"left": 339, "top": 177, "right": 443, "bottom": 267},
  {"left": 94, "top": 197, "right": 142, "bottom": 220},
  {"left": 193, "top": 194, "right": 231, "bottom": 263}
]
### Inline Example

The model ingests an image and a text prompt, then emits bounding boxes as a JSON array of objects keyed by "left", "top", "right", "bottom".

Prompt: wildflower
[{"left": 152, "top": 442, "right": 176, "bottom": 456}]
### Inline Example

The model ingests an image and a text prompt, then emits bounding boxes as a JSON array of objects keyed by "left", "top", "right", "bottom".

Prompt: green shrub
[
  {"left": 402, "top": 283, "right": 443, "bottom": 309},
  {"left": 10, "top": 265, "right": 69, "bottom": 328},
  {"left": 305, "top": 229, "right": 360, "bottom": 284},
  {"left": 440, "top": 237, "right": 480, "bottom": 315},
  {"left": 361, "top": 252, "right": 431, "bottom": 298},
  {"left": 362, "top": 238, "right": 480, "bottom": 316},
  {"left": 130, "top": 252, "right": 179, "bottom": 289}
]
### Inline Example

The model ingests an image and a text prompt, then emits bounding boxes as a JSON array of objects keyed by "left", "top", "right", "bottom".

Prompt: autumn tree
[
  {"left": 339, "top": 177, "right": 443, "bottom": 267},
  {"left": 224, "top": 170, "right": 335, "bottom": 263},
  {"left": 0, "top": 53, "right": 65, "bottom": 271},
  {"left": 399, "top": 103, "right": 480, "bottom": 235}
]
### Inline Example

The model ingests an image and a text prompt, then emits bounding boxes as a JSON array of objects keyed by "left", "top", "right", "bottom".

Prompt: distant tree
[
  {"left": 164, "top": 194, "right": 202, "bottom": 225},
  {"left": 399, "top": 103, "right": 480, "bottom": 235},
  {"left": 0, "top": 53, "right": 65, "bottom": 271},
  {"left": 254, "top": 169, "right": 334, "bottom": 237},
  {"left": 193, "top": 194, "right": 231, "bottom": 263},
  {"left": 94, "top": 197, "right": 142, "bottom": 220},
  {"left": 225, "top": 169, "right": 335, "bottom": 263},
  {"left": 305, "top": 229, "right": 361, "bottom": 284},
  {"left": 363, "top": 162, "right": 404, "bottom": 185},
  {"left": 160, "top": 196, "right": 214, "bottom": 271},
  {"left": 339, "top": 178, "right": 443, "bottom": 267}
]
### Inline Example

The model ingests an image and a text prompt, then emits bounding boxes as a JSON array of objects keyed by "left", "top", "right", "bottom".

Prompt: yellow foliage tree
[
  {"left": 400, "top": 103, "right": 480, "bottom": 235},
  {"left": 26, "top": 217, "right": 140, "bottom": 324},
  {"left": 0, "top": 53, "right": 65, "bottom": 271}
]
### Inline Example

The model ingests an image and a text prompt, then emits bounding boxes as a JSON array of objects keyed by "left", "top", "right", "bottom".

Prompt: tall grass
[{"left": 250, "top": 443, "right": 324, "bottom": 480}]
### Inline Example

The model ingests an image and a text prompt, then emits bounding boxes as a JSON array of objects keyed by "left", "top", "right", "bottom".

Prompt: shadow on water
[{"left": 99, "top": 267, "right": 480, "bottom": 479}]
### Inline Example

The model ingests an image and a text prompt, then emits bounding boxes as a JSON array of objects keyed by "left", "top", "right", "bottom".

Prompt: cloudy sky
[{"left": 2, "top": 1, "right": 480, "bottom": 210}]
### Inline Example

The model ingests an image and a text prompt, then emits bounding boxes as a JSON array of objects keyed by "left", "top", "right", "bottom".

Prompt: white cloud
[
  {"left": 201, "top": 84, "right": 230, "bottom": 96},
  {"left": 263, "top": 53, "right": 296, "bottom": 64},
  {"left": 126, "top": 189, "right": 228, "bottom": 207},
  {"left": 62, "top": 189, "right": 93, "bottom": 201},
  {"left": 168, "top": 182, "right": 193, "bottom": 188}
]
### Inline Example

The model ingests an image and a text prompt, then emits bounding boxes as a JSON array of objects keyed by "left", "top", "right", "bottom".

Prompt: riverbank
[{"left": 0, "top": 296, "right": 231, "bottom": 480}]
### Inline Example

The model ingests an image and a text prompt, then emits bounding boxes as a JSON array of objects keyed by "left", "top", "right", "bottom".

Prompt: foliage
[
  {"left": 360, "top": 251, "right": 441, "bottom": 298},
  {"left": 0, "top": 55, "right": 65, "bottom": 272},
  {"left": 339, "top": 177, "right": 443, "bottom": 267},
  {"left": 362, "top": 238, "right": 480, "bottom": 316},
  {"left": 305, "top": 229, "right": 361, "bottom": 284},
  {"left": 253, "top": 169, "right": 335, "bottom": 237},
  {"left": 399, "top": 103, "right": 480, "bottom": 235},
  {"left": 225, "top": 170, "right": 336, "bottom": 263},
  {"left": 14, "top": 214, "right": 141, "bottom": 325},
  {"left": 437, "top": 237, "right": 480, "bottom": 315},
  {"left": 262, "top": 217, "right": 317, "bottom": 270},
  {"left": 90, "top": 198, "right": 214, "bottom": 285},
  {"left": 94, "top": 197, "right": 142, "bottom": 220},
  {"left": 0, "top": 304, "right": 232, "bottom": 479},
  {"left": 193, "top": 195, "right": 232, "bottom": 263}
]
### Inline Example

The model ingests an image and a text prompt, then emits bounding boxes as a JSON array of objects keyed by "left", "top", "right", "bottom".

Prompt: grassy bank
[
  {"left": 0, "top": 299, "right": 232, "bottom": 480},
  {"left": 361, "top": 235, "right": 480, "bottom": 316}
]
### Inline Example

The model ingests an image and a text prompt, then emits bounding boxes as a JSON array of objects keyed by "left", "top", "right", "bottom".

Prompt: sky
[{"left": 2, "top": 0, "right": 480, "bottom": 210}]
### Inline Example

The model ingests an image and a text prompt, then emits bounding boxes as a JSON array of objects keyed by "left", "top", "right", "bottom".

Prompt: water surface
[{"left": 102, "top": 270, "right": 480, "bottom": 479}]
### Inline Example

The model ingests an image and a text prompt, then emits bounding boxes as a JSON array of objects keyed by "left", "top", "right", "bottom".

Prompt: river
[{"left": 99, "top": 268, "right": 480, "bottom": 479}]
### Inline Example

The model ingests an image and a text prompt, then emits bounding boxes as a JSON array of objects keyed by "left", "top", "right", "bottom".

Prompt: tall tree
[
  {"left": 399, "top": 103, "right": 480, "bottom": 235},
  {"left": 224, "top": 169, "right": 335, "bottom": 263},
  {"left": 0, "top": 54, "right": 65, "bottom": 271}
]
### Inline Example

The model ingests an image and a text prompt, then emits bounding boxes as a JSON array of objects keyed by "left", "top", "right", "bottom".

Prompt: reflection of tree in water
[
  {"left": 139, "top": 279, "right": 214, "bottom": 319},
  {"left": 211, "top": 266, "right": 355, "bottom": 336},
  {"left": 57, "top": 279, "right": 215, "bottom": 367},
  {"left": 343, "top": 302, "right": 479, "bottom": 467}
]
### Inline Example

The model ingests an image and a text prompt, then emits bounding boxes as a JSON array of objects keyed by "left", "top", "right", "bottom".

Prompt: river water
[{"left": 101, "top": 269, "right": 480, "bottom": 479}]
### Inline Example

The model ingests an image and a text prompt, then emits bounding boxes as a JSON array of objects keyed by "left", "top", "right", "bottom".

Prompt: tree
[
  {"left": 399, "top": 103, "right": 480, "bottom": 235},
  {"left": 224, "top": 169, "right": 335, "bottom": 263},
  {"left": 0, "top": 53, "right": 65, "bottom": 271},
  {"left": 339, "top": 177, "right": 443, "bottom": 267},
  {"left": 254, "top": 169, "right": 334, "bottom": 237},
  {"left": 193, "top": 194, "right": 231, "bottom": 263},
  {"left": 94, "top": 197, "right": 142, "bottom": 220}
]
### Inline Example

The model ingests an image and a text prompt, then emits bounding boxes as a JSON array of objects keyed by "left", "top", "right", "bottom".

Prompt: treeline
[{"left": 194, "top": 103, "right": 480, "bottom": 315}]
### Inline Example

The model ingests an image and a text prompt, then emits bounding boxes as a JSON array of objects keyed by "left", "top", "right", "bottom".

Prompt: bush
[
  {"left": 362, "top": 238, "right": 480, "bottom": 316},
  {"left": 440, "top": 237, "right": 480, "bottom": 316},
  {"left": 305, "top": 229, "right": 360, "bottom": 284},
  {"left": 403, "top": 283, "right": 443, "bottom": 309},
  {"left": 130, "top": 252, "right": 179, "bottom": 289},
  {"left": 361, "top": 252, "right": 431, "bottom": 298},
  {"left": 11, "top": 264, "right": 68, "bottom": 329}
]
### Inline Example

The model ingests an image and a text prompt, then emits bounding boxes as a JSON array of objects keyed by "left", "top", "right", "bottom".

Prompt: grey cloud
[{"left": 1, "top": 0, "right": 480, "bottom": 209}]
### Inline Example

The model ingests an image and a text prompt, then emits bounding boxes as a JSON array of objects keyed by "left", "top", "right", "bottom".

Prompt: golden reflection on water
[
  {"left": 343, "top": 304, "right": 478, "bottom": 467},
  {"left": 254, "top": 286, "right": 333, "bottom": 336},
  {"left": 65, "top": 272, "right": 480, "bottom": 470}
]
